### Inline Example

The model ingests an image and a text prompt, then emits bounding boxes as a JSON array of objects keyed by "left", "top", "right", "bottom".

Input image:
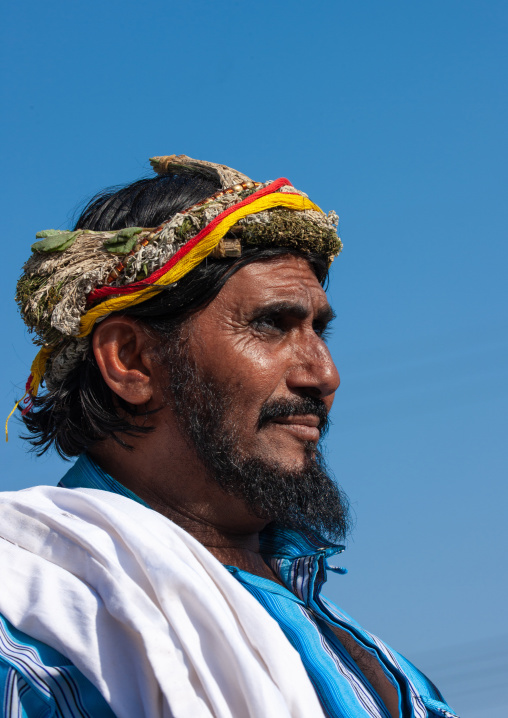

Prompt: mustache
[{"left": 258, "top": 396, "right": 330, "bottom": 435}]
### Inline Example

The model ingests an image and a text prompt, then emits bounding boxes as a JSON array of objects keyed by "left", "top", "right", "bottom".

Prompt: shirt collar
[
  {"left": 259, "top": 523, "right": 346, "bottom": 603},
  {"left": 59, "top": 453, "right": 151, "bottom": 507}
]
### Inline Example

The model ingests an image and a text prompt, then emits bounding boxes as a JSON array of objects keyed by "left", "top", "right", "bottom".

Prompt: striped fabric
[
  {"left": 0, "top": 615, "right": 115, "bottom": 718},
  {"left": 0, "top": 455, "right": 459, "bottom": 717}
]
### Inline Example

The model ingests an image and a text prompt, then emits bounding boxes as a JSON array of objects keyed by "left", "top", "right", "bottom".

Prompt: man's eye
[
  {"left": 314, "top": 324, "right": 332, "bottom": 341},
  {"left": 251, "top": 315, "right": 284, "bottom": 333}
]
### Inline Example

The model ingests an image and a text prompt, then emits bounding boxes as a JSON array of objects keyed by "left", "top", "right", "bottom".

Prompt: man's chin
[
  {"left": 209, "top": 449, "right": 349, "bottom": 542},
  {"left": 251, "top": 429, "right": 321, "bottom": 469},
  {"left": 250, "top": 448, "right": 318, "bottom": 475}
]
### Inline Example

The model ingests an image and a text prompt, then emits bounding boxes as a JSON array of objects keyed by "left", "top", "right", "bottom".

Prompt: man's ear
[{"left": 92, "top": 316, "right": 157, "bottom": 405}]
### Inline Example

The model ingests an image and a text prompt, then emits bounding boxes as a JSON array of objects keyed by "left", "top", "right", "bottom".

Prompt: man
[{"left": 1, "top": 156, "right": 457, "bottom": 717}]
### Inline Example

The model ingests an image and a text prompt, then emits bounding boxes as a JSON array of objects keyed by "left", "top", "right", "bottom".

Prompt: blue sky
[{"left": 1, "top": 2, "right": 507, "bottom": 715}]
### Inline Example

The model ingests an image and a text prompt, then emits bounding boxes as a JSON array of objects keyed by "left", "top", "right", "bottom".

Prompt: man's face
[
  {"left": 161, "top": 255, "right": 348, "bottom": 539},
  {"left": 184, "top": 255, "right": 340, "bottom": 469}
]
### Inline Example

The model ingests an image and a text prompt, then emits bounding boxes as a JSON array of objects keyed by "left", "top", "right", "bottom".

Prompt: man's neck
[
  {"left": 129, "top": 488, "right": 284, "bottom": 585},
  {"left": 88, "top": 444, "right": 283, "bottom": 584}
]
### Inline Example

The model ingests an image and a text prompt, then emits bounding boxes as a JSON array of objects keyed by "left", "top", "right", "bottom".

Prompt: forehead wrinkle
[{"left": 214, "top": 255, "right": 331, "bottom": 322}]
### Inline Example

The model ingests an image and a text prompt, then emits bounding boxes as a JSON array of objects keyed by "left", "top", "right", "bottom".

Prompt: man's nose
[{"left": 286, "top": 337, "right": 340, "bottom": 400}]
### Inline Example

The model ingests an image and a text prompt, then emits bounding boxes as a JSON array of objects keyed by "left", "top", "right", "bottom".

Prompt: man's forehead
[{"left": 223, "top": 256, "right": 331, "bottom": 311}]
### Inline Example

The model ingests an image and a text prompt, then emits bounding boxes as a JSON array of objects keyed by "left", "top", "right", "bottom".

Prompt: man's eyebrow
[
  {"left": 315, "top": 304, "right": 336, "bottom": 325},
  {"left": 251, "top": 301, "right": 336, "bottom": 324}
]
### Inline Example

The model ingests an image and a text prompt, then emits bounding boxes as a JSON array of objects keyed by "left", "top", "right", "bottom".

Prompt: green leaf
[
  {"left": 35, "top": 229, "right": 66, "bottom": 239},
  {"left": 31, "top": 231, "right": 80, "bottom": 253},
  {"left": 103, "top": 227, "right": 144, "bottom": 254},
  {"left": 103, "top": 236, "right": 138, "bottom": 254},
  {"left": 58, "top": 236, "right": 79, "bottom": 251},
  {"left": 117, "top": 227, "right": 144, "bottom": 240}
]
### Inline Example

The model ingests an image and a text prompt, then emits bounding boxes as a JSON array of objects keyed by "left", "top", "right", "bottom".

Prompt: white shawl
[{"left": 0, "top": 485, "right": 325, "bottom": 718}]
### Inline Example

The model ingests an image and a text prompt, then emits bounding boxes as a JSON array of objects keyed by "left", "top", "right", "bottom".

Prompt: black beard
[{"left": 164, "top": 334, "right": 350, "bottom": 543}]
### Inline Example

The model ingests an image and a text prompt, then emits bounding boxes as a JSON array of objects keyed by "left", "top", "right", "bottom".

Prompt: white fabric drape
[{"left": 0, "top": 486, "right": 325, "bottom": 718}]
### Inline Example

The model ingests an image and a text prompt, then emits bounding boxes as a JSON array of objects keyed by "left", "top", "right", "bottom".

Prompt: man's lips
[{"left": 269, "top": 415, "right": 321, "bottom": 443}]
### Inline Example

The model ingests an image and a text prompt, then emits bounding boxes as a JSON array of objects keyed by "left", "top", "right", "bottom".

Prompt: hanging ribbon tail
[
  {"left": 5, "top": 397, "right": 24, "bottom": 442},
  {"left": 5, "top": 346, "right": 53, "bottom": 442},
  {"left": 27, "top": 346, "right": 53, "bottom": 397},
  {"left": 20, "top": 378, "right": 35, "bottom": 417}
]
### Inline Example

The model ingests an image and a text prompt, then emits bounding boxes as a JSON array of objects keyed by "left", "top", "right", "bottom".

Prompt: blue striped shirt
[{"left": 0, "top": 455, "right": 459, "bottom": 717}]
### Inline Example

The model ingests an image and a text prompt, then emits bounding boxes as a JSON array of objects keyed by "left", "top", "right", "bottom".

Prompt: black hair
[
  {"left": 22, "top": 171, "right": 329, "bottom": 458},
  {"left": 74, "top": 170, "right": 222, "bottom": 231}
]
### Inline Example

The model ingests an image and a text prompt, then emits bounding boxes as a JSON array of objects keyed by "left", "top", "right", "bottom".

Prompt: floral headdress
[{"left": 10, "top": 155, "right": 341, "bottom": 433}]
